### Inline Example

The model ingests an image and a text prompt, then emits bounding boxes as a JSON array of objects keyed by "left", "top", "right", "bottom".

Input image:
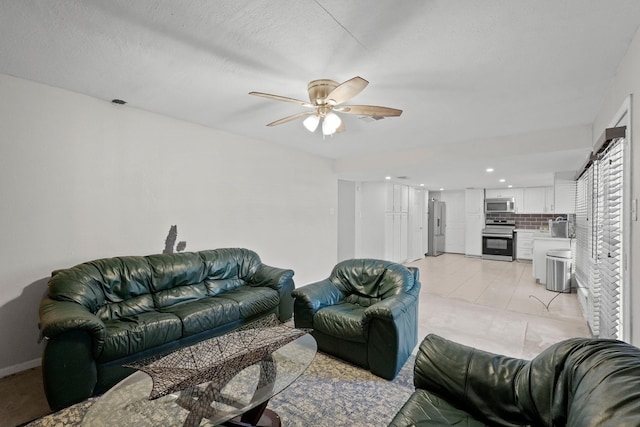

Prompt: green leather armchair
[
  {"left": 292, "top": 259, "right": 420, "bottom": 380},
  {"left": 389, "top": 334, "right": 640, "bottom": 426}
]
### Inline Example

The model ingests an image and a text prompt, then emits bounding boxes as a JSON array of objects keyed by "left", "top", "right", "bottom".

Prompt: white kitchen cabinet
[
  {"left": 523, "top": 186, "right": 554, "bottom": 213},
  {"left": 515, "top": 230, "right": 535, "bottom": 260},
  {"left": 361, "top": 182, "right": 413, "bottom": 263},
  {"left": 546, "top": 187, "right": 555, "bottom": 212},
  {"left": 384, "top": 212, "right": 408, "bottom": 262},
  {"left": 465, "top": 189, "right": 485, "bottom": 256},
  {"left": 385, "top": 183, "right": 409, "bottom": 213},
  {"left": 554, "top": 172, "right": 576, "bottom": 214},
  {"left": 485, "top": 189, "right": 502, "bottom": 199},
  {"left": 441, "top": 190, "right": 466, "bottom": 254}
]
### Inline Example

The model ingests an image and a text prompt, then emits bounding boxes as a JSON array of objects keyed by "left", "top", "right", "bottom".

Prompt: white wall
[
  {"left": 0, "top": 73, "right": 338, "bottom": 375},
  {"left": 337, "top": 180, "right": 356, "bottom": 261},
  {"left": 591, "top": 26, "right": 640, "bottom": 345}
]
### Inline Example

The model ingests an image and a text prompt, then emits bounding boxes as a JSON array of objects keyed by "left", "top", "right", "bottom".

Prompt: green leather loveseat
[
  {"left": 389, "top": 334, "right": 640, "bottom": 426},
  {"left": 38, "top": 248, "right": 294, "bottom": 411}
]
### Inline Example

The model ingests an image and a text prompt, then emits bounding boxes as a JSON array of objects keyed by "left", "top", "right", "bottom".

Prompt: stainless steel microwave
[{"left": 485, "top": 198, "right": 516, "bottom": 213}]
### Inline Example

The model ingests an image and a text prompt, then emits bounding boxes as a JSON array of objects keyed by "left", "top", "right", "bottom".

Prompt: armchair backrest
[
  {"left": 329, "top": 259, "right": 416, "bottom": 306},
  {"left": 415, "top": 334, "right": 640, "bottom": 427},
  {"left": 521, "top": 338, "right": 640, "bottom": 426}
]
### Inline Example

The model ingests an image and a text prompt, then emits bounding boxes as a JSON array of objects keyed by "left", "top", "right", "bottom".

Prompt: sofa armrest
[
  {"left": 250, "top": 263, "right": 295, "bottom": 321},
  {"left": 291, "top": 279, "right": 344, "bottom": 328},
  {"left": 414, "top": 334, "right": 529, "bottom": 426},
  {"left": 39, "top": 296, "right": 106, "bottom": 356},
  {"left": 250, "top": 264, "right": 294, "bottom": 290}
]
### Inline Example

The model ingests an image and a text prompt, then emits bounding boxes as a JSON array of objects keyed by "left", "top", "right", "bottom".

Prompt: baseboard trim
[{"left": 0, "top": 357, "right": 41, "bottom": 379}]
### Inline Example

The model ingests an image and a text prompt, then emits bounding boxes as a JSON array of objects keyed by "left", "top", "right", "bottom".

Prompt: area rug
[{"left": 25, "top": 353, "right": 415, "bottom": 427}]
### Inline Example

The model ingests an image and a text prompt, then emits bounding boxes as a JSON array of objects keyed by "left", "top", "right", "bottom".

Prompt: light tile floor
[
  {"left": 407, "top": 253, "right": 591, "bottom": 359},
  {"left": 0, "top": 253, "right": 591, "bottom": 426}
]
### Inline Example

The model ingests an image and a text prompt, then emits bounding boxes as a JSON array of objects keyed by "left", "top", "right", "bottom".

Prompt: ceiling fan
[{"left": 249, "top": 76, "right": 402, "bottom": 136}]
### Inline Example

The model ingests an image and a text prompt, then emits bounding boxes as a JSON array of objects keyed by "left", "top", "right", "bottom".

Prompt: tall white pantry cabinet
[
  {"left": 355, "top": 182, "right": 409, "bottom": 262},
  {"left": 465, "top": 189, "right": 485, "bottom": 257},
  {"left": 384, "top": 184, "right": 409, "bottom": 263},
  {"left": 356, "top": 182, "right": 424, "bottom": 263}
]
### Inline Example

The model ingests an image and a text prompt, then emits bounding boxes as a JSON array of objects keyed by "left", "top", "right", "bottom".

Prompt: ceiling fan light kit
[
  {"left": 249, "top": 76, "right": 402, "bottom": 137},
  {"left": 303, "top": 115, "right": 320, "bottom": 132},
  {"left": 322, "top": 112, "right": 341, "bottom": 136}
]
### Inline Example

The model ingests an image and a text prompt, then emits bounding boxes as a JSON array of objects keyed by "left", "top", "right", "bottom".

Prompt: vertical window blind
[
  {"left": 597, "top": 139, "right": 624, "bottom": 339},
  {"left": 575, "top": 136, "right": 625, "bottom": 339},
  {"left": 575, "top": 167, "right": 600, "bottom": 334}
]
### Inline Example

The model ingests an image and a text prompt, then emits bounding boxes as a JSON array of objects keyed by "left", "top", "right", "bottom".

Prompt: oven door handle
[{"left": 482, "top": 233, "right": 513, "bottom": 238}]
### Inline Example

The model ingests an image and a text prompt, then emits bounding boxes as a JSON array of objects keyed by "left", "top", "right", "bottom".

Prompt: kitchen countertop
[
  {"left": 514, "top": 229, "right": 551, "bottom": 236},
  {"left": 532, "top": 236, "right": 572, "bottom": 241}
]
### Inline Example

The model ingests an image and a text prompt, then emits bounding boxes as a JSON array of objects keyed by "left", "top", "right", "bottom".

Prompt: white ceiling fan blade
[
  {"left": 326, "top": 76, "right": 368, "bottom": 106},
  {"left": 336, "top": 104, "right": 403, "bottom": 117},
  {"left": 249, "top": 92, "right": 314, "bottom": 108},
  {"left": 266, "top": 111, "right": 315, "bottom": 127}
]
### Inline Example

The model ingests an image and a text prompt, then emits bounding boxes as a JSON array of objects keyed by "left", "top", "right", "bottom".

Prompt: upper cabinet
[
  {"left": 385, "top": 183, "right": 409, "bottom": 213},
  {"left": 523, "top": 186, "right": 554, "bottom": 213},
  {"left": 485, "top": 179, "right": 576, "bottom": 214},
  {"left": 554, "top": 172, "right": 577, "bottom": 214}
]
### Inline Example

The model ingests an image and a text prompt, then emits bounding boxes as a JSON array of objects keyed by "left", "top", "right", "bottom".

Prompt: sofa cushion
[
  {"left": 96, "top": 294, "right": 155, "bottom": 321},
  {"left": 200, "top": 248, "right": 262, "bottom": 280},
  {"left": 147, "top": 252, "right": 207, "bottom": 293},
  {"left": 204, "top": 278, "right": 246, "bottom": 296},
  {"left": 160, "top": 297, "right": 240, "bottom": 336},
  {"left": 217, "top": 286, "right": 280, "bottom": 319},
  {"left": 153, "top": 282, "right": 208, "bottom": 308},
  {"left": 314, "top": 303, "right": 366, "bottom": 343},
  {"left": 98, "top": 311, "right": 183, "bottom": 362},
  {"left": 88, "top": 256, "right": 153, "bottom": 300},
  {"left": 389, "top": 389, "right": 489, "bottom": 427}
]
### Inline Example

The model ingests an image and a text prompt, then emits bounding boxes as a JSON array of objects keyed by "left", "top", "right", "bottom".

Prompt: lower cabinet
[{"left": 515, "top": 230, "right": 535, "bottom": 260}]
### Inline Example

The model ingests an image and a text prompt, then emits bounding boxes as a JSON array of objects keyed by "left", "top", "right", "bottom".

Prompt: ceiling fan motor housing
[{"left": 307, "top": 79, "right": 339, "bottom": 105}]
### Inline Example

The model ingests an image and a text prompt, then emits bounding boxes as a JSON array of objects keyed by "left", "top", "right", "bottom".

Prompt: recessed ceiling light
[
  {"left": 508, "top": 185, "right": 513, "bottom": 188},
  {"left": 440, "top": 188, "right": 444, "bottom": 191},
  {"left": 385, "top": 176, "right": 391, "bottom": 180},
  {"left": 420, "top": 183, "right": 425, "bottom": 187},
  {"left": 499, "top": 179, "right": 506, "bottom": 183},
  {"left": 486, "top": 168, "right": 494, "bottom": 173}
]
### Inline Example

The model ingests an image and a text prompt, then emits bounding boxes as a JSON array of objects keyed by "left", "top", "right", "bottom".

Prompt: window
[{"left": 575, "top": 129, "right": 625, "bottom": 339}]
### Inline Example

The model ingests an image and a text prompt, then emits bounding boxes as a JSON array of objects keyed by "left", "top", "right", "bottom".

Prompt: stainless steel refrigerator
[{"left": 427, "top": 200, "right": 446, "bottom": 256}]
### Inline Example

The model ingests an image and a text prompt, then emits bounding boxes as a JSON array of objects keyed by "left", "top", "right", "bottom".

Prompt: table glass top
[{"left": 82, "top": 333, "right": 316, "bottom": 426}]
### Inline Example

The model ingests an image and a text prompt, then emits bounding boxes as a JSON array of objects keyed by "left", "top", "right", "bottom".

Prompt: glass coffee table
[{"left": 82, "top": 331, "right": 316, "bottom": 427}]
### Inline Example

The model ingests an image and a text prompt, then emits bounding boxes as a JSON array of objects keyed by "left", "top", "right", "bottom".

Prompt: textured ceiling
[{"left": 1, "top": 1, "right": 639, "bottom": 189}]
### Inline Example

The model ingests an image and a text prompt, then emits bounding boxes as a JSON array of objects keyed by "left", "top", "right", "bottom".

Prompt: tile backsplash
[{"left": 486, "top": 212, "right": 574, "bottom": 231}]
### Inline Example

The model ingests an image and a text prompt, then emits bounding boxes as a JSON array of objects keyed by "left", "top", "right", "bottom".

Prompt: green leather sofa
[
  {"left": 38, "top": 248, "right": 294, "bottom": 411},
  {"left": 292, "top": 259, "right": 420, "bottom": 380},
  {"left": 389, "top": 334, "right": 640, "bottom": 426}
]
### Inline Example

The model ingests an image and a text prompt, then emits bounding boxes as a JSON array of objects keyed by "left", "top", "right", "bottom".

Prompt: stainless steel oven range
[{"left": 482, "top": 219, "right": 516, "bottom": 261}]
